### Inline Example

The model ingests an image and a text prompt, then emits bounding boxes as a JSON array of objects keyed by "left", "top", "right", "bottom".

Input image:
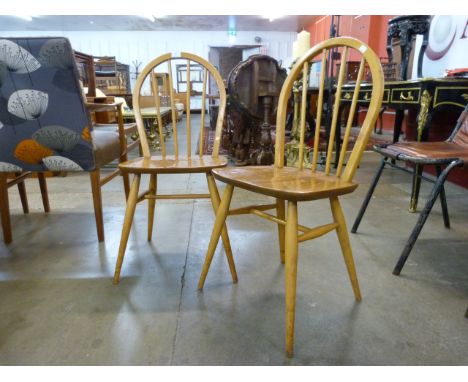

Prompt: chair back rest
[
  {"left": 0, "top": 37, "right": 95, "bottom": 173},
  {"left": 132, "top": 52, "right": 226, "bottom": 159},
  {"left": 450, "top": 104, "right": 468, "bottom": 147},
  {"left": 274, "top": 37, "right": 384, "bottom": 183}
]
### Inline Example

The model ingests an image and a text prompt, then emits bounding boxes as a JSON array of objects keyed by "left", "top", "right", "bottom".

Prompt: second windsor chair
[
  {"left": 113, "top": 52, "right": 237, "bottom": 285},
  {"left": 197, "top": 37, "right": 384, "bottom": 357}
]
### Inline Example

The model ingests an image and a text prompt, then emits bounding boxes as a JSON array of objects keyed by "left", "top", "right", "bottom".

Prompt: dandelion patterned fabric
[{"left": 0, "top": 37, "right": 95, "bottom": 172}]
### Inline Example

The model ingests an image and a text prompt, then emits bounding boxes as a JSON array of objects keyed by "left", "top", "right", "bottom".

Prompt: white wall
[{"left": 0, "top": 30, "right": 297, "bottom": 90}]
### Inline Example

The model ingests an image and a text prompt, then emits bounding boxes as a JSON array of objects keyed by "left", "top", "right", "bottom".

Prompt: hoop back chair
[
  {"left": 0, "top": 37, "right": 135, "bottom": 243},
  {"left": 352, "top": 104, "right": 468, "bottom": 275},
  {"left": 197, "top": 37, "right": 384, "bottom": 357},
  {"left": 113, "top": 52, "right": 236, "bottom": 284}
]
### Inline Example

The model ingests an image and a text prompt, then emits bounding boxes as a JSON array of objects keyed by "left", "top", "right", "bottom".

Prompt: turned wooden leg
[
  {"left": 285, "top": 200, "right": 299, "bottom": 358},
  {"left": 37, "top": 173, "right": 50, "bottom": 212},
  {"left": 147, "top": 174, "right": 157, "bottom": 241},
  {"left": 276, "top": 198, "right": 286, "bottom": 264},
  {"left": 198, "top": 184, "right": 234, "bottom": 289},
  {"left": 114, "top": 174, "right": 141, "bottom": 284},
  {"left": 206, "top": 173, "right": 238, "bottom": 283},
  {"left": 16, "top": 172, "right": 29, "bottom": 214},
  {"left": 330, "top": 196, "right": 362, "bottom": 301},
  {"left": 0, "top": 174, "right": 12, "bottom": 243},
  {"left": 90, "top": 169, "right": 105, "bottom": 242}
]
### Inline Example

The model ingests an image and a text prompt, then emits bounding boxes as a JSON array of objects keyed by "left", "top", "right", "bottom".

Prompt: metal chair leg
[
  {"left": 351, "top": 157, "right": 387, "bottom": 233},
  {"left": 409, "top": 164, "right": 424, "bottom": 212},
  {"left": 393, "top": 160, "right": 461, "bottom": 275},
  {"left": 436, "top": 165, "right": 450, "bottom": 228}
]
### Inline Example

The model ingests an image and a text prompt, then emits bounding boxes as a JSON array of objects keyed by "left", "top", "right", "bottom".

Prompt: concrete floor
[{"left": 1, "top": 117, "right": 467, "bottom": 365}]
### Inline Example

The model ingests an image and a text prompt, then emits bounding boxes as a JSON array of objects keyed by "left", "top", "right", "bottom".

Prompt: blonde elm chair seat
[
  {"left": 197, "top": 37, "right": 384, "bottom": 357},
  {"left": 113, "top": 52, "right": 236, "bottom": 285}
]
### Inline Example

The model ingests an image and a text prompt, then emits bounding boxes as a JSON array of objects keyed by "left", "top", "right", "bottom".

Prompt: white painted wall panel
[{"left": 0, "top": 30, "right": 296, "bottom": 92}]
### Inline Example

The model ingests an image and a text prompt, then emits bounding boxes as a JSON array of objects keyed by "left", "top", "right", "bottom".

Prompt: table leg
[{"left": 409, "top": 90, "right": 433, "bottom": 212}]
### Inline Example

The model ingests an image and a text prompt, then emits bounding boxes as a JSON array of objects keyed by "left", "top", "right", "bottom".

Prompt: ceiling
[{"left": 0, "top": 15, "right": 315, "bottom": 32}]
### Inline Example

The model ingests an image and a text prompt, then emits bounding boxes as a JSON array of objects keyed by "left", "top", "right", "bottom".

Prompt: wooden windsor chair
[
  {"left": 197, "top": 37, "right": 384, "bottom": 357},
  {"left": 113, "top": 52, "right": 237, "bottom": 284}
]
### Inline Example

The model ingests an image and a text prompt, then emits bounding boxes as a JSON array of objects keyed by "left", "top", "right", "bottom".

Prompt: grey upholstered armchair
[{"left": 0, "top": 37, "right": 136, "bottom": 243}]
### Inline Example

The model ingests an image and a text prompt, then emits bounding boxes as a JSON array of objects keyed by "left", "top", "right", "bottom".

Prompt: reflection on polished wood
[
  {"left": 213, "top": 166, "right": 358, "bottom": 201},
  {"left": 119, "top": 155, "right": 227, "bottom": 174},
  {"left": 198, "top": 37, "right": 384, "bottom": 357}
]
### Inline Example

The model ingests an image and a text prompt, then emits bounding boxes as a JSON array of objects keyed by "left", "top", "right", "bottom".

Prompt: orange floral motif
[
  {"left": 81, "top": 126, "right": 91, "bottom": 141},
  {"left": 14, "top": 139, "right": 54, "bottom": 164}
]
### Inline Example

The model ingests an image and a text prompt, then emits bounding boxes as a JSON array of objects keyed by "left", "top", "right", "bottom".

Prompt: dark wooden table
[{"left": 340, "top": 77, "right": 468, "bottom": 211}]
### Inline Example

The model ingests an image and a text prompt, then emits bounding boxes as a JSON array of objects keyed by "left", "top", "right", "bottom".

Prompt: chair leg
[
  {"left": 198, "top": 184, "right": 234, "bottom": 290},
  {"left": 147, "top": 174, "right": 157, "bottom": 241},
  {"left": 276, "top": 198, "right": 286, "bottom": 264},
  {"left": 37, "top": 173, "right": 50, "bottom": 213},
  {"left": 206, "top": 173, "right": 238, "bottom": 283},
  {"left": 90, "top": 169, "right": 105, "bottom": 242},
  {"left": 285, "top": 200, "right": 298, "bottom": 358},
  {"left": 0, "top": 174, "right": 12, "bottom": 244},
  {"left": 436, "top": 165, "right": 450, "bottom": 229},
  {"left": 351, "top": 157, "right": 386, "bottom": 233},
  {"left": 114, "top": 174, "right": 141, "bottom": 284},
  {"left": 393, "top": 161, "right": 460, "bottom": 275},
  {"left": 409, "top": 164, "right": 424, "bottom": 212},
  {"left": 122, "top": 172, "right": 131, "bottom": 200},
  {"left": 330, "top": 196, "right": 362, "bottom": 301},
  {"left": 16, "top": 172, "right": 29, "bottom": 214}
]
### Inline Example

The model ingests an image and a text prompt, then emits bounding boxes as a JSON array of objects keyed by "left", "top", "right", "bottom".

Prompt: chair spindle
[
  {"left": 298, "top": 61, "right": 309, "bottom": 169},
  {"left": 325, "top": 46, "right": 349, "bottom": 175},
  {"left": 312, "top": 49, "right": 328, "bottom": 171},
  {"left": 167, "top": 60, "right": 179, "bottom": 158},
  {"left": 186, "top": 59, "right": 191, "bottom": 157},
  {"left": 336, "top": 57, "right": 366, "bottom": 177},
  {"left": 199, "top": 68, "right": 208, "bottom": 157},
  {"left": 311, "top": 50, "right": 328, "bottom": 172},
  {"left": 151, "top": 71, "right": 166, "bottom": 157}
]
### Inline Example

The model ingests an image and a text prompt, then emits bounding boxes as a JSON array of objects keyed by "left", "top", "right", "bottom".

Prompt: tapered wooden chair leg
[
  {"left": 285, "top": 200, "right": 299, "bottom": 358},
  {"left": 206, "top": 173, "right": 237, "bottom": 283},
  {"left": 147, "top": 174, "right": 157, "bottom": 241},
  {"left": 0, "top": 174, "right": 12, "bottom": 244},
  {"left": 330, "top": 196, "right": 362, "bottom": 301},
  {"left": 37, "top": 173, "right": 50, "bottom": 212},
  {"left": 16, "top": 172, "right": 29, "bottom": 214},
  {"left": 120, "top": 141, "right": 130, "bottom": 199},
  {"left": 114, "top": 174, "right": 141, "bottom": 284},
  {"left": 90, "top": 170, "right": 105, "bottom": 242},
  {"left": 198, "top": 184, "right": 234, "bottom": 290},
  {"left": 122, "top": 173, "right": 131, "bottom": 200},
  {"left": 276, "top": 198, "right": 286, "bottom": 264}
]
